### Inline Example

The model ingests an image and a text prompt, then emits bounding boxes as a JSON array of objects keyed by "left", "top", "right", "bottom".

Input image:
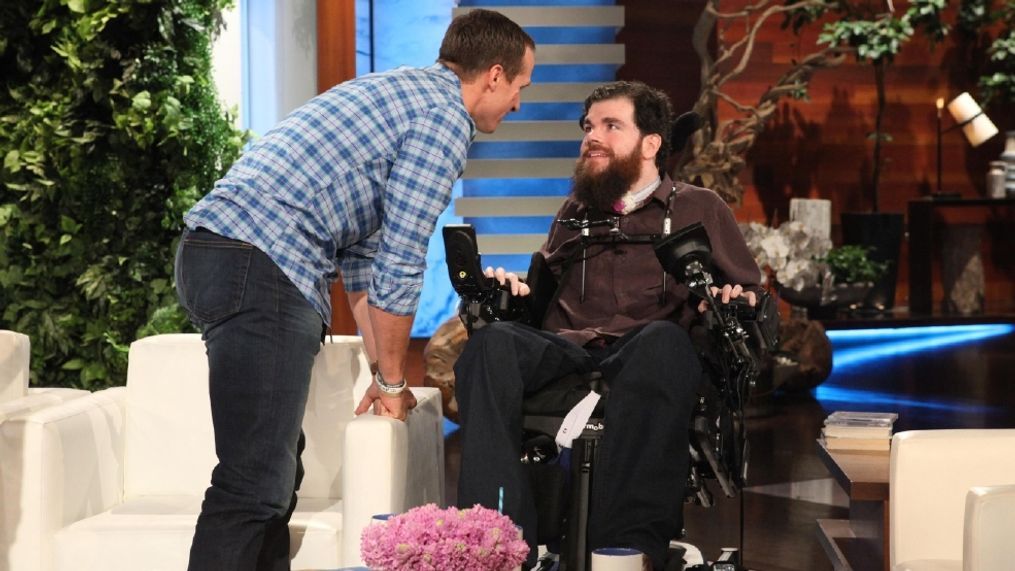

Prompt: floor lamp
[{"left": 935, "top": 92, "right": 999, "bottom": 195}]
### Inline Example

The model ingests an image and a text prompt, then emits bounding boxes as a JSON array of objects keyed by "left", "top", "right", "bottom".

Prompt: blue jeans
[
  {"left": 175, "top": 228, "right": 324, "bottom": 570},
  {"left": 455, "top": 320, "right": 700, "bottom": 570}
]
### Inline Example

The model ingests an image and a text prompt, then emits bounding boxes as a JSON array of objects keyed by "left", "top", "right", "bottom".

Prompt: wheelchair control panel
[{"left": 443, "top": 224, "right": 530, "bottom": 331}]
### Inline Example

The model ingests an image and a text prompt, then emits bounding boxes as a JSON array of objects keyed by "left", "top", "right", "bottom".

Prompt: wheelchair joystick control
[{"left": 443, "top": 224, "right": 529, "bottom": 332}]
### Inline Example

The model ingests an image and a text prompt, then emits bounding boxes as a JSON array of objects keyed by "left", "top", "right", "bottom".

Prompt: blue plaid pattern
[{"left": 185, "top": 64, "right": 475, "bottom": 321}]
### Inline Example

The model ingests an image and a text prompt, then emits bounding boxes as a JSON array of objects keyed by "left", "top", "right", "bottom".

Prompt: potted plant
[
  {"left": 796, "top": 0, "right": 948, "bottom": 311},
  {"left": 742, "top": 222, "right": 887, "bottom": 318}
]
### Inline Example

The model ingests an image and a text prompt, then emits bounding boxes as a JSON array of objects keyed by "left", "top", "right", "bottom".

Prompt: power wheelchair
[{"left": 444, "top": 221, "right": 778, "bottom": 571}]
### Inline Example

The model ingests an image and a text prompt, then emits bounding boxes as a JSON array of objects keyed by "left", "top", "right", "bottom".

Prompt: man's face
[
  {"left": 471, "top": 47, "right": 535, "bottom": 134},
  {"left": 578, "top": 97, "right": 645, "bottom": 175},
  {"left": 572, "top": 97, "right": 647, "bottom": 212}
]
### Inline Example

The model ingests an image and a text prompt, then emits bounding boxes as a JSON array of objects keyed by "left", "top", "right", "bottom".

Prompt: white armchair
[
  {"left": 0, "top": 330, "right": 86, "bottom": 421},
  {"left": 0, "top": 333, "right": 444, "bottom": 571},
  {"left": 890, "top": 429, "right": 1015, "bottom": 571}
]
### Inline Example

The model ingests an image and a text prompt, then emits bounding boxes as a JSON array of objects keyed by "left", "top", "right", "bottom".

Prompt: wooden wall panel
[
  {"left": 317, "top": 0, "right": 359, "bottom": 334},
  {"left": 622, "top": 0, "right": 1013, "bottom": 308}
]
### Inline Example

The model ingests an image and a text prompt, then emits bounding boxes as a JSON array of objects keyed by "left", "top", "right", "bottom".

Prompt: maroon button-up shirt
[{"left": 539, "top": 176, "right": 761, "bottom": 347}]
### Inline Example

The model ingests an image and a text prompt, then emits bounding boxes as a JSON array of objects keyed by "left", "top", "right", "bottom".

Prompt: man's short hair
[
  {"left": 438, "top": 9, "right": 535, "bottom": 81},
  {"left": 583, "top": 81, "right": 674, "bottom": 173}
]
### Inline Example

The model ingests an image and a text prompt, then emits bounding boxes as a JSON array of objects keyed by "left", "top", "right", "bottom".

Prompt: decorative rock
[
  {"left": 941, "top": 224, "right": 984, "bottom": 315},
  {"left": 789, "top": 198, "right": 832, "bottom": 240}
]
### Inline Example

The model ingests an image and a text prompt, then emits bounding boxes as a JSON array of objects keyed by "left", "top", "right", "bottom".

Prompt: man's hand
[
  {"left": 354, "top": 383, "right": 418, "bottom": 421},
  {"left": 485, "top": 266, "right": 530, "bottom": 297},
  {"left": 696, "top": 284, "right": 757, "bottom": 313}
]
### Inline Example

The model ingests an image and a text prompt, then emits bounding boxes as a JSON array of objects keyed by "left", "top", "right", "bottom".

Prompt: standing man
[
  {"left": 174, "top": 9, "right": 534, "bottom": 570},
  {"left": 455, "top": 81, "right": 760, "bottom": 570}
]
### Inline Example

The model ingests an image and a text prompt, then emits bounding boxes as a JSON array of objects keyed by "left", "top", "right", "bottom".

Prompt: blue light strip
[
  {"left": 469, "top": 141, "right": 581, "bottom": 159},
  {"left": 463, "top": 179, "right": 573, "bottom": 197},
  {"left": 814, "top": 385, "right": 998, "bottom": 414},
  {"left": 527, "top": 27, "right": 619, "bottom": 44},
  {"left": 826, "top": 324, "right": 1014, "bottom": 341},
  {"left": 476, "top": 254, "right": 534, "bottom": 273},
  {"left": 827, "top": 324, "right": 1013, "bottom": 371},
  {"left": 507, "top": 101, "right": 585, "bottom": 121},
  {"left": 467, "top": 216, "right": 555, "bottom": 234},
  {"left": 531, "top": 64, "right": 619, "bottom": 83}
]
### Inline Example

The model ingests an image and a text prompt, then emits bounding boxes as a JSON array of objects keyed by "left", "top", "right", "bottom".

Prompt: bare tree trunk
[
  {"left": 871, "top": 59, "right": 886, "bottom": 213},
  {"left": 676, "top": 0, "right": 847, "bottom": 204}
]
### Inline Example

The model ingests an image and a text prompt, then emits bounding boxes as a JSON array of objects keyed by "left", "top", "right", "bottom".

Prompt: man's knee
[
  {"left": 454, "top": 321, "right": 527, "bottom": 396},
  {"left": 632, "top": 321, "right": 694, "bottom": 359}
]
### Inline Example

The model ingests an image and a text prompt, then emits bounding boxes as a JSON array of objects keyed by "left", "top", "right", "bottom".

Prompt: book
[
  {"left": 822, "top": 432, "right": 891, "bottom": 452},
  {"left": 822, "top": 422, "right": 892, "bottom": 439},
  {"left": 825, "top": 411, "right": 898, "bottom": 425},
  {"left": 823, "top": 411, "right": 896, "bottom": 439}
]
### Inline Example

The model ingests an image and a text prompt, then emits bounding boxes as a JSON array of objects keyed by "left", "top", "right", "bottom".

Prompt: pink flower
[{"left": 361, "top": 504, "right": 529, "bottom": 571}]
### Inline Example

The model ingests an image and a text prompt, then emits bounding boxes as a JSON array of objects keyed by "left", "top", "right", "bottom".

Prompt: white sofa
[
  {"left": 890, "top": 429, "right": 1015, "bottom": 571},
  {"left": 0, "top": 333, "right": 444, "bottom": 571}
]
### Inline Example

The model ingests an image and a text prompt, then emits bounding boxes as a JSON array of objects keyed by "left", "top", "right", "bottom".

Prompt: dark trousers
[
  {"left": 175, "top": 228, "right": 323, "bottom": 570},
  {"left": 455, "top": 320, "right": 701, "bottom": 569}
]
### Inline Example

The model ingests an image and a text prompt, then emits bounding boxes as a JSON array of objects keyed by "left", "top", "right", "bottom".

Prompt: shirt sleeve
[
  {"left": 699, "top": 191, "right": 764, "bottom": 291},
  {"left": 339, "top": 231, "right": 379, "bottom": 293},
  {"left": 368, "top": 106, "right": 471, "bottom": 316}
]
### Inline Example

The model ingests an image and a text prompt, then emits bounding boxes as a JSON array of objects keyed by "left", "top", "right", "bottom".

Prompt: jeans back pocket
[{"left": 176, "top": 231, "right": 254, "bottom": 324}]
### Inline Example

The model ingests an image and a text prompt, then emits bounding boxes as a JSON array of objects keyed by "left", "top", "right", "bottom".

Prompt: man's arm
[
  {"left": 349, "top": 290, "right": 418, "bottom": 420},
  {"left": 351, "top": 107, "right": 470, "bottom": 420},
  {"left": 692, "top": 189, "right": 763, "bottom": 312}
]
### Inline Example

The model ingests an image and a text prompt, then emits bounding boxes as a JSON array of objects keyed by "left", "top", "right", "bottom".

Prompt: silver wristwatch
[{"left": 374, "top": 370, "right": 407, "bottom": 395}]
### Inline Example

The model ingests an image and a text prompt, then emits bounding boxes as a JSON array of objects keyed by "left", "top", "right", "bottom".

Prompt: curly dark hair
[
  {"left": 438, "top": 9, "right": 535, "bottom": 81},
  {"left": 581, "top": 81, "right": 674, "bottom": 173}
]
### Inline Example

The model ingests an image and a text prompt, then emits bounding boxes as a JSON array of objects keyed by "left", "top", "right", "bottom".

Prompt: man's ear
[
  {"left": 642, "top": 133, "right": 662, "bottom": 160},
  {"left": 485, "top": 64, "right": 504, "bottom": 92}
]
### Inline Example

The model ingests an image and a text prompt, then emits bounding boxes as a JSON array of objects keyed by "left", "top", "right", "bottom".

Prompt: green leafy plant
[
  {"left": 821, "top": 245, "right": 888, "bottom": 284},
  {"left": 0, "top": 0, "right": 245, "bottom": 389},
  {"left": 811, "top": 0, "right": 948, "bottom": 213},
  {"left": 958, "top": 0, "right": 1015, "bottom": 105}
]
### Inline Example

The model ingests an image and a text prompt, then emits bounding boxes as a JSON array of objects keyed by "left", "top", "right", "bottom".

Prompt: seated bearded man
[{"left": 454, "top": 81, "right": 762, "bottom": 571}]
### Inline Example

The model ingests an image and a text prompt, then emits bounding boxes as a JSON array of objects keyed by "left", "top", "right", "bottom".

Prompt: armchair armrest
[
  {"left": 340, "top": 386, "right": 444, "bottom": 566},
  {"left": 964, "top": 484, "right": 1015, "bottom": 571},
  {"left": 0, "top": 387, "right": 126, "bottom": 571}
]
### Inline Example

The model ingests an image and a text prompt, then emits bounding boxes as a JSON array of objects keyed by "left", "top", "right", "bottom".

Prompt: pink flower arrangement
[{"left": 360, "top": 503, "right": 530, "bottom": 571}]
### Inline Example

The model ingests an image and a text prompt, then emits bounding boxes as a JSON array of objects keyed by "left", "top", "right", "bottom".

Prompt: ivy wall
[{"left": 0, "top": 0, "right": 244, "bottom": 388}]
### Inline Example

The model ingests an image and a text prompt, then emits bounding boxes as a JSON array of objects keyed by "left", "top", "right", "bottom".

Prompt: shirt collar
[
  {"left": 430, "top": 63, "right": 477, "bottom": 140},
  {"left": 649, "top": 174, "right": 676, "bottom": 204}
]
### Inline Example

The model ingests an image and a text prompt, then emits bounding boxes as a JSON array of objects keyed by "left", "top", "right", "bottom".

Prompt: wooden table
[
  {"left": 815, "top": 440, "right": 891, "bottom": 571},
  {"left": 908, "top": 197, "right": 1015, "bottom": 315}
]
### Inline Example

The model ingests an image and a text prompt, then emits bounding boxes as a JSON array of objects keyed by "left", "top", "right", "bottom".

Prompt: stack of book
[{"left": 821, "top": 411, "right": 898, "bottom": 451}]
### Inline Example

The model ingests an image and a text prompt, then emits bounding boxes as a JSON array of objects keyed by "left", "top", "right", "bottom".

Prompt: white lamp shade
[{"left": 946, "top": 92, "right": 999, "bottom": 147}]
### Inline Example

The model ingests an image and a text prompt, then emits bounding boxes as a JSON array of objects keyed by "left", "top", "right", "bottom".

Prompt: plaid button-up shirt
[{"left": 185, "top": 64, "right": 475, "bottom": 322}]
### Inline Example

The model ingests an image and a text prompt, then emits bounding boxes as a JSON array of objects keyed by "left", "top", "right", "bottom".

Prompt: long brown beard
[{"left": 572, "top": 143, "right": 644, "bottom": 213}]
